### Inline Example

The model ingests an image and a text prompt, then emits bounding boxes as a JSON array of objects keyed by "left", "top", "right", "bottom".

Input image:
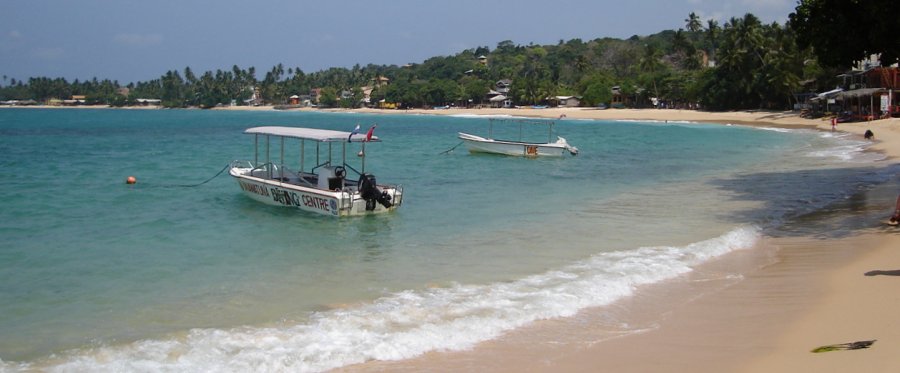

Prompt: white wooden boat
[
  {"left": 458, "top": 119, "right": 578, "bottom": 157},
  {"left": 229, "top": 126, "right": 402, "bottom": 217}
]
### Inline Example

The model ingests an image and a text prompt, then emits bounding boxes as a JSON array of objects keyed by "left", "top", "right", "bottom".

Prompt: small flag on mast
[
  {"left": 365, "top": 124, "right": 377, "bottom": 142},
  {"left": 348, "top": 124, "right": 360, "bottom": 142}
]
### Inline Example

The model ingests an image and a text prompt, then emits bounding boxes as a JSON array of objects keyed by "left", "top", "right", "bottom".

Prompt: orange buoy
[{"left": 126, "top": 176, "right": 136, "bottom": 184}]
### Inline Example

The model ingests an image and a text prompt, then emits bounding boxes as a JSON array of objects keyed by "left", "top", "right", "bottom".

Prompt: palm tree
[
  {"left": 705, "top": 19, "right": 720, "bottom": 61},
  {"left": 685, "top": 12, "right": 702, "bottom": 32},
  {"left": 713, "top": 14, "right": 789, "bottom": 108},
  {"left": 730, "top": 14, "right": 766, "bottom": 67},
  {"left": 761, "top": 25, "right": 803, "bottom": 109},
  {"left": 575, "top": 55, "right": 590, "bottom": 74},
  {"left": 639, "top": 44, "right": 664, "bottom": 99},
  {"left": 673, "top": 29, "right": 693, "bottom": 54}
]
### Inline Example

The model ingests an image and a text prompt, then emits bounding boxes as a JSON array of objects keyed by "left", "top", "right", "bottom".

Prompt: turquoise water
[{"left": 0, "top": 108, "right": 893, "bottom": 371}]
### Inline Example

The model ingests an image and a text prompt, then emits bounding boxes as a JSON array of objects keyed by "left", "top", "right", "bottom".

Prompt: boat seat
[{"left": 316, "top": 167, "right": 342, "bottom": 190}]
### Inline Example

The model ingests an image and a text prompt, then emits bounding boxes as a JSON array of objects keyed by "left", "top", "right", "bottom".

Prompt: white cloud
[
  {"left": 684, "top": 0, "right": 794, "bottom": 24},
  {"left": 112, "top": 33, "right": 163, "bottom": 47}
]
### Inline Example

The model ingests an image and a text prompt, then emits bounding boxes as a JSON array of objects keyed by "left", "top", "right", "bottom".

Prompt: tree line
[{"left": 1, "top": 1, "right": 895, "bottom": 111}]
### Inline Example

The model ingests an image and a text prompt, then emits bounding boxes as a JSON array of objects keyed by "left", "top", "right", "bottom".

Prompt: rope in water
[
  {"left": 439, "top": 141, "right": 464, "bottom": 155},
  {"left": 143, "top": 163, "right": 231, "bottom": 188}
]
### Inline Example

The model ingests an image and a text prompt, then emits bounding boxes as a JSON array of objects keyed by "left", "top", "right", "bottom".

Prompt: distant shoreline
[
  {"left": 0, "top": 104, "right": 163, "bottom": 110},
  {"left": 4, "top": 103, "right": 897, "bottom": 158}
]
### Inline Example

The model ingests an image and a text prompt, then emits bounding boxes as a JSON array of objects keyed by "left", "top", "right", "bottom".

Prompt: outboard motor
[
  {"left": 358, "top": 173, "right": 393, "bottom": 211},
  {"left": 557, "top": 136, "right": 579, "bottom": 156}
]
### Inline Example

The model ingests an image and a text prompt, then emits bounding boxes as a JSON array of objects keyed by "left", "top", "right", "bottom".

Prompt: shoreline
[
  {"left": 6, "top": 104, "right": 900, "bottom": 371},
  {"left": 329, "top": 107, "right": 899, "bottom": 371},
  {"left": 343, "top": 106, "right": 900, "bottom": 160},
  {"left": 13, "top": 104, "right": 897, "bottom": 158}
]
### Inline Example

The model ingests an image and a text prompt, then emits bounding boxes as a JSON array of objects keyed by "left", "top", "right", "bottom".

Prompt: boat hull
[
  {"left": 458, "top": 132, "right": 574, "bottom": 157},
  {"left": 229, "top": 168, "right": 402, "bottom": 217}
]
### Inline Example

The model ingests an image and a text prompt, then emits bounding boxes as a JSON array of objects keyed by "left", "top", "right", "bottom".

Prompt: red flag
[{"left": 365, "top": 124, "right": 377, "bottom": 142}]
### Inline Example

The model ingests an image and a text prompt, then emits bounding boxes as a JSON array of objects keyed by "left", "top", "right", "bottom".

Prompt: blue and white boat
[{"left": 229, "top": 126, "right": 403, "bottom": 217}]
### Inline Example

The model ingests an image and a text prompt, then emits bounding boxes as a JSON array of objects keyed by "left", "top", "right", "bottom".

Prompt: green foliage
[
  {"left": 790, "top": 0, "right": 900, "bottom": 68},
  {"left": 318, "top": 87, "right": 338, "bottom": 108},
  {"left": 695, "top": 14, "right": 810, "bottom": 110},
  {"left": 578, "top": 73, "right": 615, "bottom": 105},
  {"left": 461, "top": 76, "right": 490, "bottom": 106},
  {"left": 0, "top": 10, "right": 847, "bottom": 112}
]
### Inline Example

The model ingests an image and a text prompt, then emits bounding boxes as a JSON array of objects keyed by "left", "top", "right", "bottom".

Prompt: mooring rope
[
  {"left": 133, "top": 163, "right": 231, "bottom": 188},
  {"left": 170, "top": 163, "right": 231, "bottom": 187},
  {"left": 439, "top": 141, "right": 464, "bottom": 155}
]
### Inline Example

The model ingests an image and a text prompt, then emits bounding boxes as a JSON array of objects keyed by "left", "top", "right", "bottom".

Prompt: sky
[{"left": 1, "top": 0, "right": 799, "bottom": 84}]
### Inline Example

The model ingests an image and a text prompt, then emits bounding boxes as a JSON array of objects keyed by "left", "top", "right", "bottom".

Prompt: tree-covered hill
[{"left": 3, "top": 2, "right": 892, "bottom": 111}]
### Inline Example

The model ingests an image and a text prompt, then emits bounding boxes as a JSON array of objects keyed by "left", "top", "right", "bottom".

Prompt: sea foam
[
  {"left": 16, "top": 227, "right": 760, "bottom": 373},
  {"left": 808, "top": 132, "right": 884, "bottom": 162}
]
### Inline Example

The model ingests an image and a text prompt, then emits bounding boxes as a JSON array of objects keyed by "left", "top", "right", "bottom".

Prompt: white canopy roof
[
  {"left": 818, "top": 87, "right": 843, "bottom": 97},
  {"left": 244, "top": 126, "right": 380, "bottom": 142}
]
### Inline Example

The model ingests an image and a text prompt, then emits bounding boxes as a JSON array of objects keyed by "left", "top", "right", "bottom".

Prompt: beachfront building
[
  {"left": 371, "top": 76, "right": 390, "bottom": 87},
  {"left": 135, "top": 98, "right": 161, "bottom": 107},
  {"left": 0, "top": 99, "right": 38, "bottom": 106},
  {"left": 549, "top": 96, "right": 582, "bottom": 107},
  {"left": 808, "top": 66, "right": 900, "bottom": 121},
  {"left": 495, "top": 79, "right": 512, "bottom": 95},
  {"left": 488, "top": 95, "right": 510, "bottom": 108},
  {"left": 484, "top": 80, "right": 514, "bottom": 108},
  {"left": 310, "top": 88, "right": 322, "bottom": 105},
  {"left": 359, "top": 86, "right": 373, "bottom": 107},
  {"left": 62, "top": 95, "right": 87, "bottom": 106},
  {"left": 377, "top": 100, "right": 398, "bottom": 109},
  {"left": 243, "top": 87, "right": 261, "bottom": 106}
]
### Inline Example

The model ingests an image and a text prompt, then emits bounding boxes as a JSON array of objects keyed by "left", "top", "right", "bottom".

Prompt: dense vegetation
[
  {"left": 789, "top": 0, "right": 899, "bottom": 69},
  {"left": 1, "top": 2, "right": 895, "bottom": 111}
]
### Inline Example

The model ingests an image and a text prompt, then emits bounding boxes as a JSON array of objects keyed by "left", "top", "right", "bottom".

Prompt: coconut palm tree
[
  {"left": 638, "top": 44, "right": 664, "bottom": 99},
  {"left": 705, "top": 19, "right": 720, "bottom": 61},
  {"left": 685, "top": 12, "right": 703, "bottom": 32}
]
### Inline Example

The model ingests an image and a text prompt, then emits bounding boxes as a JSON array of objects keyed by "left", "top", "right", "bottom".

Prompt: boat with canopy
[{"left": 229, "top": 125, "right": 402, "bottom": 217}]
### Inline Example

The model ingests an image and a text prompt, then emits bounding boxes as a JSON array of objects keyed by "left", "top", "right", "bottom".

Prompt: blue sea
[{"left": 0, "top": 108, "right": 895, "bottom": 372}]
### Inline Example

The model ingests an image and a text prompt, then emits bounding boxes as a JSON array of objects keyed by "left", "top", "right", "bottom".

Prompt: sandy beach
[{"left": 320, "top": 106, "right": 899, "bottom": 372}]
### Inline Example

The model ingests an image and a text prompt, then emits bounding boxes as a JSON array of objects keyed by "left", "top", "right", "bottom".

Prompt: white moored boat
[
  {"left": 229, "top": 126, "right": 403, "bottom": 217},
  {"left": 458, "top": 118, "right": 578, "bottom": 157}
]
